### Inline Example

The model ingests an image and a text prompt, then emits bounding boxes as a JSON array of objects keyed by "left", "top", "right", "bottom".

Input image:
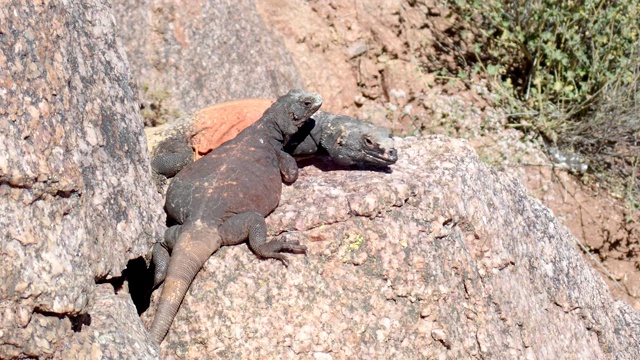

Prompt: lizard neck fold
[{"left": 254, "top": 102, "right": 296, "bottom": 145}]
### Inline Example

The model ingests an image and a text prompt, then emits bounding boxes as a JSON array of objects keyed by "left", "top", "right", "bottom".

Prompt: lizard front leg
[
  {"left": 218, "top": 211, "right": 307, "bottom": 266},
  {"left": 277, "top": 149, "right": 299, "bottom": 183}
]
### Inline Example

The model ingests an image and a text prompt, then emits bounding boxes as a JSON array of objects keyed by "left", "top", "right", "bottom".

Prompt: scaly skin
[
  {"left": 148, "top": 89, "right": 323, "bottom": 344},
  {"left": 285, "top": 111, "right": 398, "bottom": 167},
  {"left": 148, "top": 101, "right": 398, "bottom": 179}
]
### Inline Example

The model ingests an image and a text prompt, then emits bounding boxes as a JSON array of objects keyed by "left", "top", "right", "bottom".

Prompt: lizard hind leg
[
  {"left": 151, "top": 224, "right": 183, "bottom": 288},
  {"left": 218, "top": 211, "right": 307, "bottom": 266},
  {"left": 149, "top": 224, "right": 221, "bottom": 344}
]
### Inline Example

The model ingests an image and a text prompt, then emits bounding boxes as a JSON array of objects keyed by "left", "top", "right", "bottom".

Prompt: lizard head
[
  {"left": 322, "top": 115, "right": 398, "bottom": 167},
  {"left": 276, "top": 88, "right": 323, "bottom": 136}
]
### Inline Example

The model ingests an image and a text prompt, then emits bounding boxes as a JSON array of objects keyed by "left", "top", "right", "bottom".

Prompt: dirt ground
[{"left": 255, "top": 0, "right": 640, "bottom": 308}]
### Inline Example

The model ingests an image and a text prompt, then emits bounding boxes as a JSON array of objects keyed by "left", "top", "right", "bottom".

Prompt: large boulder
[
  {"left": 145, "top": 136, "right": 640, "bottom": 358},
  {"left": 110, "top": 0, "right": 303, "bottom": 122},
  {"left": 2, "top": 1, "right": 639, "bottom": 358},
  {"left": 0, "top": 1, "right": 163, "bottom": 358}
]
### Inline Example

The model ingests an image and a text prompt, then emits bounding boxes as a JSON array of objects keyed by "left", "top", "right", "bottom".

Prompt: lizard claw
[
  {"left": 285, "top": 243, "right": 307, "bottom": 254},
  {"left": 279, "top": 256, "right": 290, "bottom": 267}
]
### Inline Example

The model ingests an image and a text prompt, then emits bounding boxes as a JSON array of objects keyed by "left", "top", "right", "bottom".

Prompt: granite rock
[
  {"left": 0, "top": 1, "right": 163, "bottom": 358},
  {"left": 146, "top": 136, "right": 640, "bottom": 358},
  {"left": 111, "top": 0, "right": 303, "bottom": 122}
]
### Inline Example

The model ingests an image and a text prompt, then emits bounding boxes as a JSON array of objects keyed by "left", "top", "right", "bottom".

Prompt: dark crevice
[
  {"left": 94, "top": 257, "right": 156, "bottom": 315},
  {"left": 96, "top": 273, "right": 125, "bottom": 293},
  {"left": 53, "top": 189, "right": 80, "bottom": 199},
  {"left": 33, "top": 307, "right": 92, "bottom": 333},
  {"left": 0, "top": 177, "right": 35, "bottom": 190},
  {"left": 497, "top": 261, "right": 515, "bottom": 271},
  {"left": 552, "top": 301, "right": 581, "bottom": 313},
  {"left": 0, "top": 178, "right": 81, "bottom": 205},
  {"left": 70, "top": 313, "right": 92, "bottom": 332},
  {"left": 434, "top": 335, "right": 451, "bottom": 350},
  {"left": 123, "top": 257, "right": 156, "bottom": 315},
  {"left": 33, "top": 307, "right": 66, "bottom": 319}
]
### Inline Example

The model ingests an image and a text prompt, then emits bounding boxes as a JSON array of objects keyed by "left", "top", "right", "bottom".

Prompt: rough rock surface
[
  {"left": 57, "top": 284, "right": 158, "bottom": 359},
  {"left": 3, "top": 0, "right": 639, "bottom": 358},
  {"left": 144, "top": 136, "right": 640, "bottom": 358},
  {"left": 0, "top": 1, "right": 163, "bottom": 358},
  {"left": 110, "top": 0, "right": 302, "bottom": 122},
  {"left": 256, "top": 0, "right": 640, "bottom": 310}
]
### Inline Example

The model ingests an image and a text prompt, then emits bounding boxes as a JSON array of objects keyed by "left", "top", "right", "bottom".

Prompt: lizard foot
[
  {"left": 151, "top": 242, "right": 170, "bottom": 288},
  {"left": 255, "top": 240, "right": 307, "bottom": 266}
]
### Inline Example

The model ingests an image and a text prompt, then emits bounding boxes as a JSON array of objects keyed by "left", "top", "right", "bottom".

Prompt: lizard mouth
[
  {"left": 292, "top": 116, "right": 307, "bottom": 126},
  {"left": 363, "top": 147, "right": 398, "bottom": 166},
  {"left": 291, "top": 113, "right": 310, "bottom": 127}
]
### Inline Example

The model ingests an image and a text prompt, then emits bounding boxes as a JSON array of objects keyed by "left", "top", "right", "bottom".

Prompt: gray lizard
[
  {"left": 284, "top": 111, "right": 398, "bottom": 167},
  {"left": 148, "top": 89, "right": 323, "bottom": 344}
]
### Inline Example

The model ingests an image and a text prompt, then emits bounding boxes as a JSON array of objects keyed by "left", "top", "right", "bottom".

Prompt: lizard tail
[{"left": 149, "top": 227, "right": 221, "bottom": 344}]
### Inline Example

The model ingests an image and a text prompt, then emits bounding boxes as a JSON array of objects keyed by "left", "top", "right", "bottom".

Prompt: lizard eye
[
  {"left": 363, "top": 137, "right": 374, "bottom": 147},
  {"left": 304, "top": 100, "right": 312, "bottom": 107}
]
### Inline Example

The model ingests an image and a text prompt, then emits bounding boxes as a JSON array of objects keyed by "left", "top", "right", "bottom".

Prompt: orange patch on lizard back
[{"left": 191, "top": 98, "right": 275, "bottom": 160}]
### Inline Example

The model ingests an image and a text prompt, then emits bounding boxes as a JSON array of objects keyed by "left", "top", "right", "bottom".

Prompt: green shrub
[
  {"left": 451, "top": 0, "right": 638, "bottom": 119},
  {"left": 450, "top": 0, "right": 640, "bottom": 208}
]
